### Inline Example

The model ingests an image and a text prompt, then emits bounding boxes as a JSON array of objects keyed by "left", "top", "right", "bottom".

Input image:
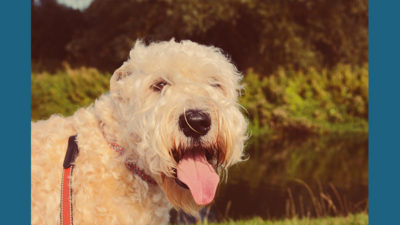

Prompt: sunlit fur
[{"left": 31, "top": 39, "right": 248, "bottom": 224}]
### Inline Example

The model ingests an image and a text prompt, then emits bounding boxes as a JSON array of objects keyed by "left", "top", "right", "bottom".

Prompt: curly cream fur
[{"left": 31, "top": 39, "right": 248, "bottom": 225}]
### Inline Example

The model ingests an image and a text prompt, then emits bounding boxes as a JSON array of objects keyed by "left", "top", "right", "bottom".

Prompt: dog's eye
[
  {"left": 211, "top": 83, "right": 222, "bottom": 89},
  {"left": 151, "top": 80, "right": 168, "bottom": 92},
  {"left": 210, "top": 78, "right": 223, "bottom": 90}
]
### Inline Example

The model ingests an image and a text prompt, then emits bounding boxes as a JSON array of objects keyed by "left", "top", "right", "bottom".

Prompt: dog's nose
[{"left": 179, "top": 110, "right": 211, "bottom": 137}]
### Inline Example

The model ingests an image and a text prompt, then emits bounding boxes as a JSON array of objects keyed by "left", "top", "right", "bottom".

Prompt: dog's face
[{"left": 109, "top": 40, "right": 248, "bottom": 213}]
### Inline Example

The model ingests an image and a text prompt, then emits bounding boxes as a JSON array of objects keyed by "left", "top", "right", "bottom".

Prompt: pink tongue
[{"left": 177, "top": 152, "right": 219, "bottom": 205}]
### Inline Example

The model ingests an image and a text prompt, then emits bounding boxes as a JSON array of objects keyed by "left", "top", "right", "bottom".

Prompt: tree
[{"left": 32, "top": 0, "right": 368, "bottom": 74}]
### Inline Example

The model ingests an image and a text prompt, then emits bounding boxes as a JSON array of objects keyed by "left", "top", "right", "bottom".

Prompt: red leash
[
  {"left": 61, "top": 167, "right": 73, "bottom": 225},
  {"left": 60, "top": 136, "right": 79, "bottom": 225},
  {"left": 59, "top": 134, "right": 157, "bottom": 225}
]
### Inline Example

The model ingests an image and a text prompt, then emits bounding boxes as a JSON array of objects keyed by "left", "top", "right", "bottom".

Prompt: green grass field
[{"left": 200, "top": 213, "right": 368, "bottom": 225}]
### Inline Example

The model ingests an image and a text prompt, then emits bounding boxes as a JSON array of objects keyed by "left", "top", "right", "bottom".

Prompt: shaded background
[
  {"left": 31, "top": 0, "right": 368, "bottom": 223},
  {"left": 32, "top": 0, "right": 368, "bottom": 74}
]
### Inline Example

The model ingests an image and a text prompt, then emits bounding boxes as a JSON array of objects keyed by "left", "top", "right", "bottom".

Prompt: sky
[
  {"left": 34, "top": 0, "right": 94, "bottom": 10},
  {"left": 57, "top": 0, "right": 93, "bottom": 10}
]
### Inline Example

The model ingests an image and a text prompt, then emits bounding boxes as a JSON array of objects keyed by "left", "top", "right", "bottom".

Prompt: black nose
[{"left": 179, "top": 110, "right": 211, "bottom": 138}]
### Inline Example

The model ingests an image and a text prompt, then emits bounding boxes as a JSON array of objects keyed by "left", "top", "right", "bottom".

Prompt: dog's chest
[{"left": 68, "top": 121, "right": 172, "bottom": 224}]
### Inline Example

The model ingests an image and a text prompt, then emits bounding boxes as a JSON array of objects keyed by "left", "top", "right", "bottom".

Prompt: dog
[{"left": 31, "top": 40, "right": 248, "bottom": 225}]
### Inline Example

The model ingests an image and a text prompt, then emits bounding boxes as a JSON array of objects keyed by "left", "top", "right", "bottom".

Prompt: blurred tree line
[{"left": 32, "top": 0, "right": 368, "bottom": 74}]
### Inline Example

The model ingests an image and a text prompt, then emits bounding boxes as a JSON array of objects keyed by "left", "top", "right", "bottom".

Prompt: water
[{"left": 170, "top": 133, "right": 368, "bottom": 223}]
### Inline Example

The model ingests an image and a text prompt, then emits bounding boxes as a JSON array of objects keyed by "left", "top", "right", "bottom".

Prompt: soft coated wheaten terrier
[{"left": 32, "top": 40, "right": 248, "bottom": 225}]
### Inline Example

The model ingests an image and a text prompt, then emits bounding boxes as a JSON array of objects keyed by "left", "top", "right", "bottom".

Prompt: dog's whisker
[{"left": 183, "top": 107, "right": 202, "bottom": 135}]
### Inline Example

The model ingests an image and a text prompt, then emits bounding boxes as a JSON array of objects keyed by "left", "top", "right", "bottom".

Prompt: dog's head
[{"left": 109, "top": 40, "right": 248, "bottom": 214}]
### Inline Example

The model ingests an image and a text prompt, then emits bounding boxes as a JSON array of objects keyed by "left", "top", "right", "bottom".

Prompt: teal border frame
[
  {"left": 0, "top": 0, "right": 398, "bottom": 224},
  {"left": 0, "top": 1, "right": 31, "bottom": 224},
  {"left": 369, "top": 0, "right": 400, "bottom": 224}
]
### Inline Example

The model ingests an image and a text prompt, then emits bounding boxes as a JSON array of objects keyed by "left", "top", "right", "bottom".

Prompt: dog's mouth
[{"left": 170, "top": 144, "right": 223, "bottom": 206}]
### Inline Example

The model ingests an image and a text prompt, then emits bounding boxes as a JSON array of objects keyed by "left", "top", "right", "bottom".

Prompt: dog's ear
[
  {"left": 110, "top": 40, "right": 144, "bottom": 89},
  {"left": 110, "top": 60, "right": 134, "bottom": 95},
  {"left": 111, "top": 61, "right": 133, "bottom": 82}
]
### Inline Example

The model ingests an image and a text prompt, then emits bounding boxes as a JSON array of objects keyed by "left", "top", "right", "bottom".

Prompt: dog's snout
[{"left": 179, "top": 110, "right": 211, "bottom": 137}]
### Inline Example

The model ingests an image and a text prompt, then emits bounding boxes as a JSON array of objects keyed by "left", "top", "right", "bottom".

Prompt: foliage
[
  {"left": 31, "top": 66, "right": 111, "bottom": 120},
  {"left": 31, "top": 0, "right": 368, "bottom": 74},
  {"left": 31, "top": 64, "right": 368, "bottom": 136},
  {"left": 200, "top": 213, "right": 368, "bottom": 225},
  {"left": 240, "top": 64, "right": 368, "bottom": 136}
]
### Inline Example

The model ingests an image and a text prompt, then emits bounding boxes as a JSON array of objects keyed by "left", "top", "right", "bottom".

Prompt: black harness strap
[{"left": 63, "top": 135, "right": 79, "bottom": 169}]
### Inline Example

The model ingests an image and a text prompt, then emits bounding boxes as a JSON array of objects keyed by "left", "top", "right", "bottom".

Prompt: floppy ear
[
  {"left": 110, "top": 60, "right": 134, "bottom": 95},
  {"left": 110, "top": 40, "right": 146, "bottom": 93}
]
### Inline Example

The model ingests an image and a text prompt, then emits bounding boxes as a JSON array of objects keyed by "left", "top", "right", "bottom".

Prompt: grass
[
  {"left": 240, "top": 64, "right": 368, "bottom": 136},
  {"left": 32, "top": 64, "right": 369, "bottom": 137},
  {"left": 201, "top": 213, "right": 368, "bottom": 225},
  {"left": 31, "top": 65, "right": 111, "bottom": 120}
]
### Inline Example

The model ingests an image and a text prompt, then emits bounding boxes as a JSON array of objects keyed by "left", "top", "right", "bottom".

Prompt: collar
[{"left": 107, "top": 141, "right": 158, "bottom": 186}]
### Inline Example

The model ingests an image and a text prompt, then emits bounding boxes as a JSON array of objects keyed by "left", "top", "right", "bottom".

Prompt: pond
[{"left": 170, "top": 132, "right": 368, "bottom": 223}]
